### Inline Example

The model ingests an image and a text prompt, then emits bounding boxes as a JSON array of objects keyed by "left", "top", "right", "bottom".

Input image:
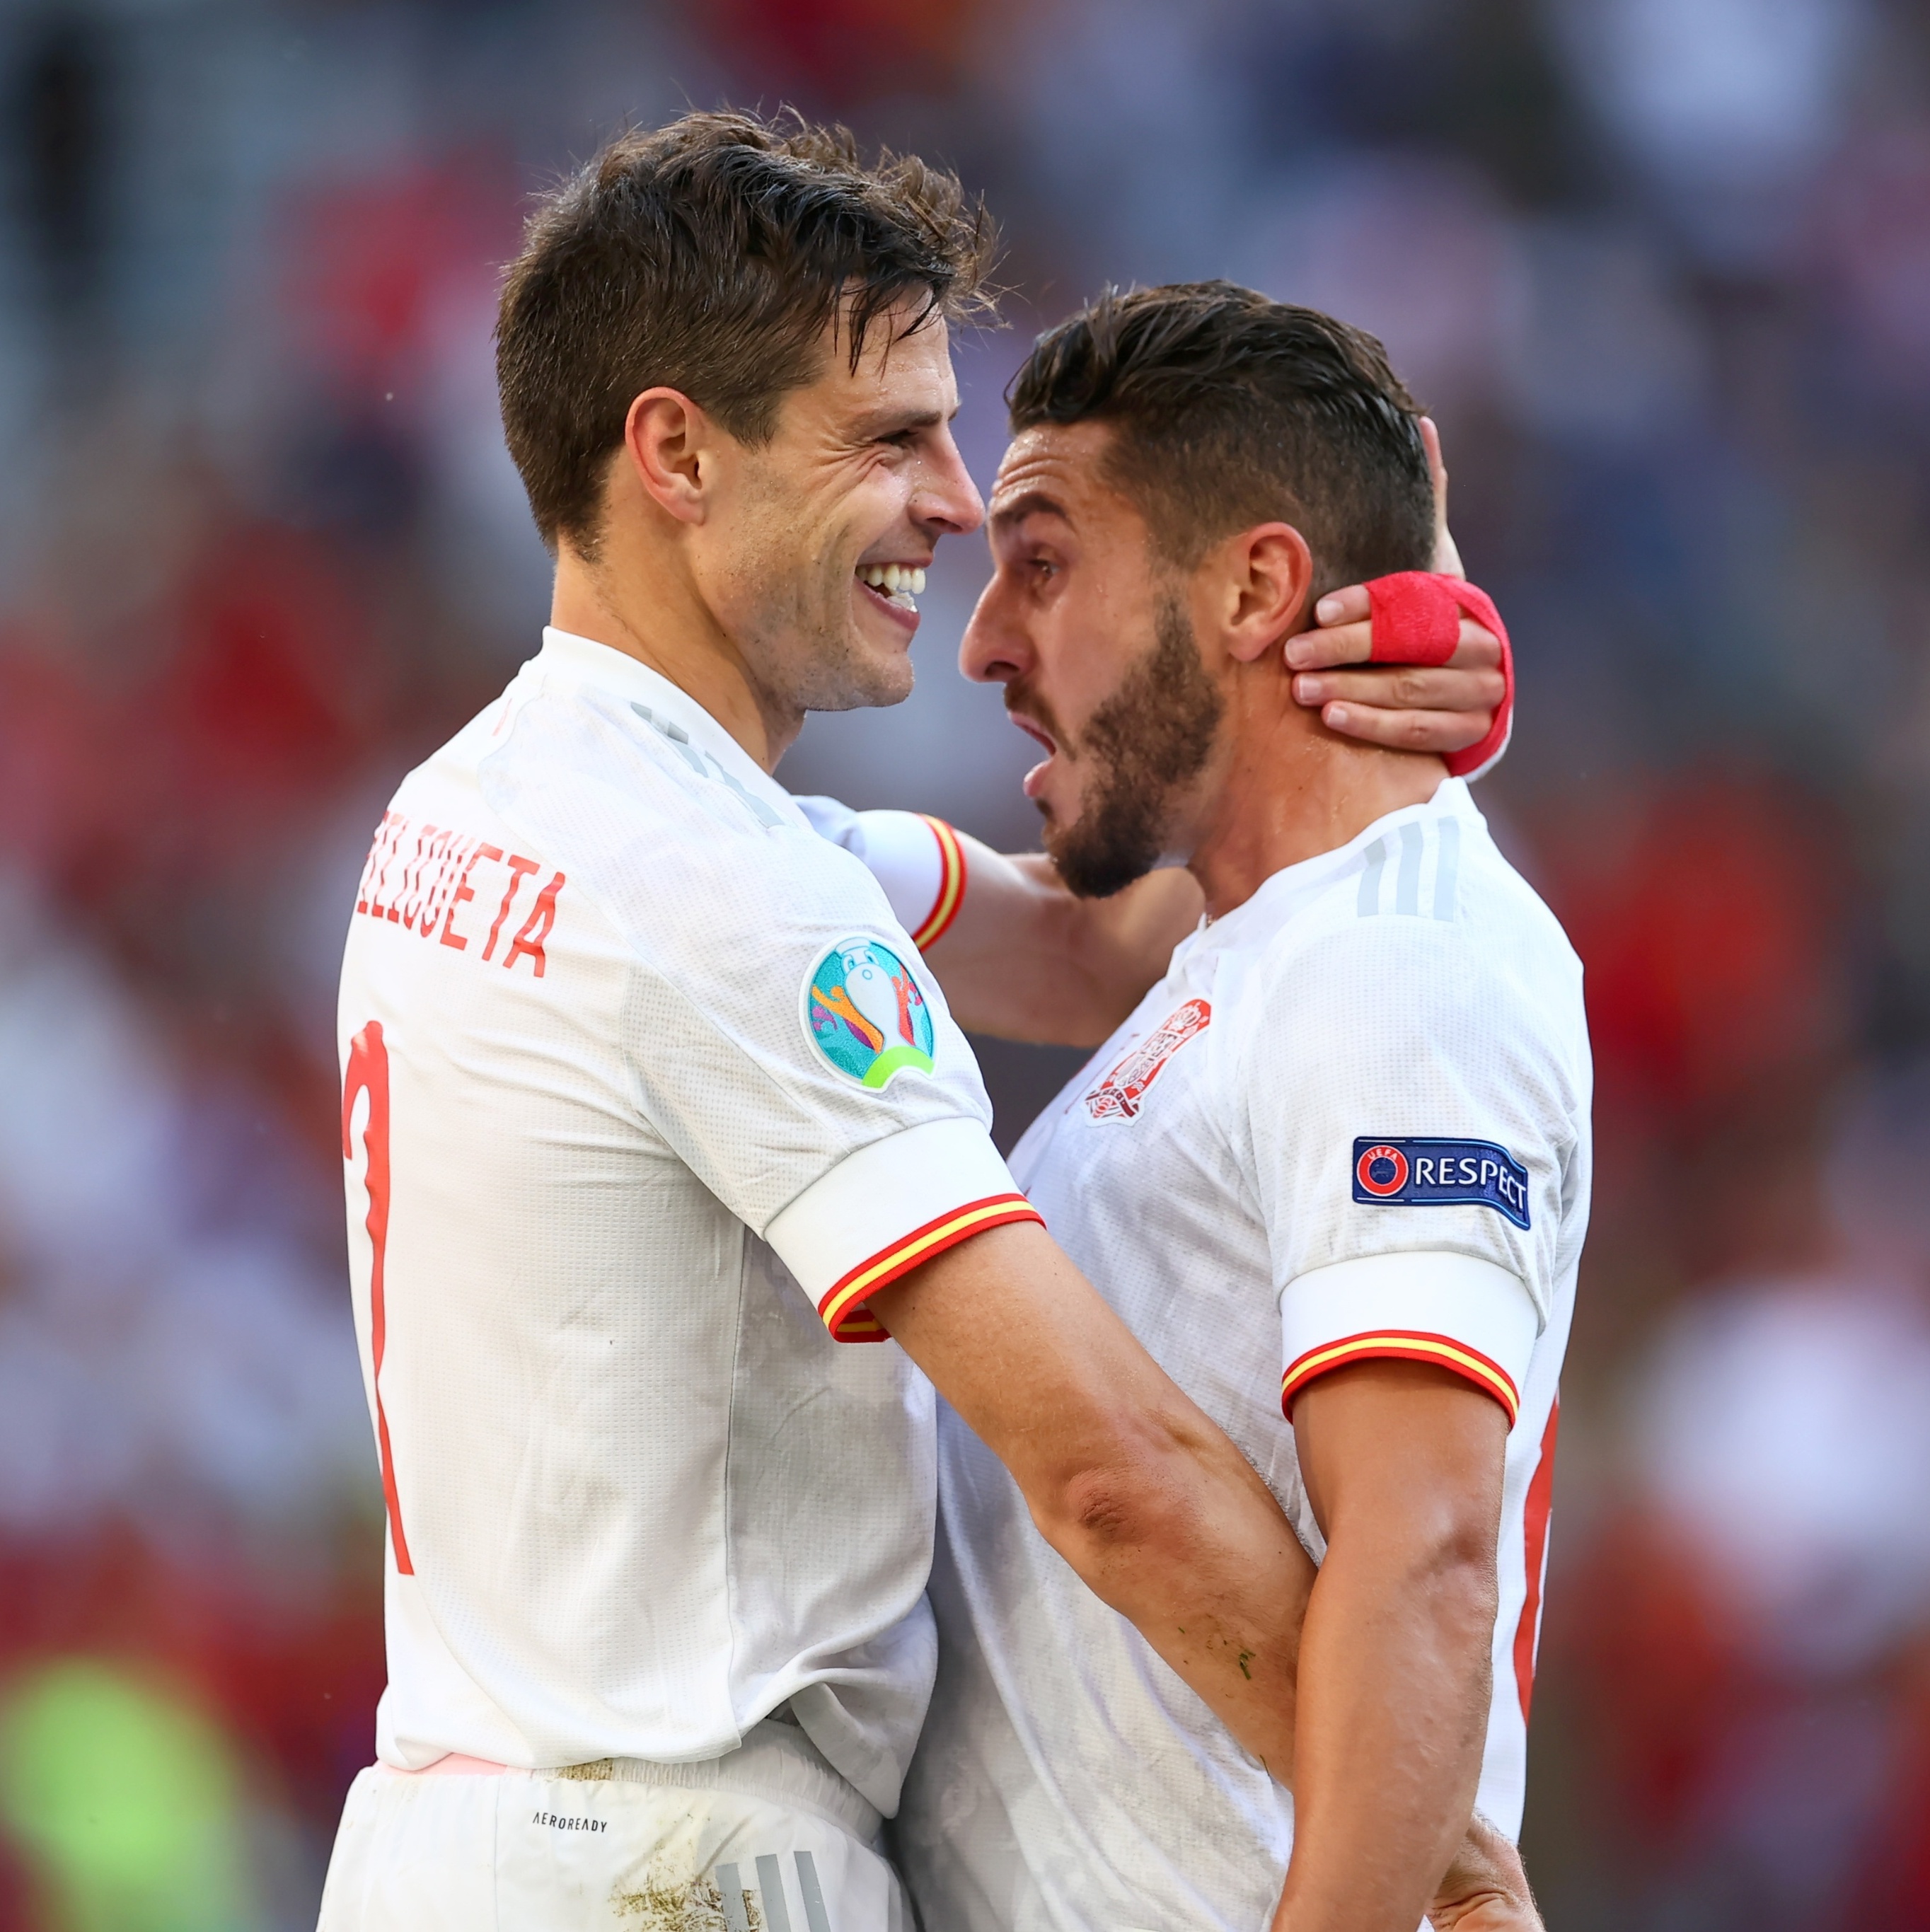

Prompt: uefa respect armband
[{"left": 1351, "top": 1137, "right": 1531, "bottom": 1230}]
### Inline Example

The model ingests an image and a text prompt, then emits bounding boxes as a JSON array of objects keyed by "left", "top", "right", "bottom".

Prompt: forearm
[
  {"left": 925, "top": 840, "right": 1200, "bottom": 1045},
  {"left": 870, "top": 1222, "right": 1310, "bottom": 1778},
  {"left": 1031, "top": 1406, "right": 1316, "bottom": 1783},
  {"left": 1273, "top": 1527, "right": 1497, "bottom": 1932},
  {"left": 876, "top": 1230, "right": 1535, "bottom": 1928}
]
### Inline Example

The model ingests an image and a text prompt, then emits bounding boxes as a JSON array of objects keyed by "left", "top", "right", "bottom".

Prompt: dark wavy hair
[
  {"left": 497, "top": 108, "right": 996, "bottom": 553},
  {"left": 1007, "top": 281, "right": 1433, "bottom": 589}
]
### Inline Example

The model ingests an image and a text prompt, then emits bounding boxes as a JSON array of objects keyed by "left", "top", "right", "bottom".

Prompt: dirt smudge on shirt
[{"left": 612, "top": 1871, "right": 761, "bottom": 1931}]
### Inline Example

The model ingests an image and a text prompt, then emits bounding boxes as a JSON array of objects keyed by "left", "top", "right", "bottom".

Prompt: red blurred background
[{"left": 2, "top": 1, "right": 1929, "bottom": 1926}]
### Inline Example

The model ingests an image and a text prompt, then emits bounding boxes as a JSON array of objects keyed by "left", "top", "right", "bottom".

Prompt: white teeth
[{"left": 857, "top": 564, "right": 926, "bottom": 603}]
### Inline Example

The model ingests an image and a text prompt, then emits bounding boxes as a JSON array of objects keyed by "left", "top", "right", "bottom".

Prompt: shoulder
[
  {"left": 1227, "top": 809, "right": 1587, "bottom": 1101},
  {"left": 472, "top": 684, "right": 897, "bottom": 972},
  {"left": 475, "top": 678, "right": 742, "bottom": 831},
  {"left": 1273, "top": 805, "right": 1576, "bottom": 1003}
]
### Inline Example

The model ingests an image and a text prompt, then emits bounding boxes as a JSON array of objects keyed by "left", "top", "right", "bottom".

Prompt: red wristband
[{"left": 1364, "top": 572, "right": 1514, "bottom": 780}]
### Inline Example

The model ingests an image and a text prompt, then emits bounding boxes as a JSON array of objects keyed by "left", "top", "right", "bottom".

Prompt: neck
[
  {"left": 1184, "top": 671, "right": 1447, "bottom": 920},
  {"left": 549, "top": 540, "right": 799, "bottom": 773}
]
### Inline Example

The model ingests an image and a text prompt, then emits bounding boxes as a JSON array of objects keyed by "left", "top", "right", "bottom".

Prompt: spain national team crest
[
  {"left": 1085, "top": 998, "right": 1211, "bottom": 1121},
  {"left": 803, "top": 938, "right": 937, "bottom": 1089}
]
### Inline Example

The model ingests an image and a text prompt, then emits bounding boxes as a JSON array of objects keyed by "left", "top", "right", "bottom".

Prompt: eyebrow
[
  {"left": 988, "top": 489, "right": 1071, "bottom": 531},
  {"left": 849, "top": 403, "right": 957, "bottom": 439}
]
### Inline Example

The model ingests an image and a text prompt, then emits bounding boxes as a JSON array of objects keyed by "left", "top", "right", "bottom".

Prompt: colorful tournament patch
[
  {"left": 1351, "top": 1138, "right": 1531, "bottom": 1229},
  {"left": 804, "top": 939, "right": 936, "bottom": 1089}
]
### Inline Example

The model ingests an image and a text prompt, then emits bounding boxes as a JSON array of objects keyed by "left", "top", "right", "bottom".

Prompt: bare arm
[
  {"left": 924, "top": 842, "right": 1201, "bottom": 1046},
  {"left": 877, "top": 1227, "right": 1542, "bottom": 1931},
  {"left": 869, "top": 1219, "right": 1314, "bottom": 1779},
  {"left": 1271, "top": 1359, "right": 1509, "bottom": 1932}
]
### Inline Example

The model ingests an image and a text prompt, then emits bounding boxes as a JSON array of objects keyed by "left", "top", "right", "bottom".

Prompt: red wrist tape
[{"left": 1364, "top": 572, "right": 1514, "bottom": 781}]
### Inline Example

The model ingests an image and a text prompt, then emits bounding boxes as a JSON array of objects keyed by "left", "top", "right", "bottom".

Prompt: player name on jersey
[{"left": 354, "top": 808, "right": 565, "bottom": 977}]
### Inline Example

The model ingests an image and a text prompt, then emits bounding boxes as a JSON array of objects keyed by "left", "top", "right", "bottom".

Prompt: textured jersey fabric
[
  {"left": 335, "top": 627, "right": 1027, "bottom": 1815},
  {"left": 898, "top": 778, "right": 1591, "bottom": 1932},
  {"left": 318, "top": 1726, "right": 911, "bottom": 1932},
  {"left": 794, "top": 799, "right": 968, "bottom": 951}
]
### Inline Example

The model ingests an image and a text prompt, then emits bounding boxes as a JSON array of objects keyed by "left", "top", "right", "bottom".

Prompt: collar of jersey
[
  {"left": 1179, "top": 776, "right": 1484, "bottom": 959},
  {"left": 532, "top": 626, "right": 805, "bottom": 828}
]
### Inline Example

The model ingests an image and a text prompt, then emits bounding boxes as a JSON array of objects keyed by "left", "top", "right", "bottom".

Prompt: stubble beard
[
  {"left": 1039, "top": 594, "right": 1225, "bottom": 900},
  {"left": 734, "top": 499, "right": 915, "bottom": 719}
]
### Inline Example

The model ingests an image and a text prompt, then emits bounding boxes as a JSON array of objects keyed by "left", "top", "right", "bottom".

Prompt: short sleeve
[
  {"left": 793, "top": 797, "right": 966, "bottom": 951},
  {"left": 1240, "top": 908, "right": 1585, "bottom": 1424},
  {"left": 481, "top": 695, "right": 1038, "bottom": 1340}
]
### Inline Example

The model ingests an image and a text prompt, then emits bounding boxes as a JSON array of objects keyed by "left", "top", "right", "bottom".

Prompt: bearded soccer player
[
  {"left": 321, "top": 115, "right": 1523, "bottom": 1932},
  {"left": 835, "top": 286, "right": 1583, "bottom": 1932}
]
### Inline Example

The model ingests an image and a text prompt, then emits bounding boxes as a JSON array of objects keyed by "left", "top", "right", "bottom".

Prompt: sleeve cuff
[
  {"left": 850, "top": 811, "right": 967, "bottom": 951},
  {"left": 765, "top": 1117, "right": 1040, "bottom": 1341},
  {"left": 1280, "top": 1251, "right": 1537, "bottom": 1425}
]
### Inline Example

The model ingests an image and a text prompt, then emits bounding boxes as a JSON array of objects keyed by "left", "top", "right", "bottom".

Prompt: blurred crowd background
[{"left": 0, "top": 0, "right": 1926, "bottom": 1926}]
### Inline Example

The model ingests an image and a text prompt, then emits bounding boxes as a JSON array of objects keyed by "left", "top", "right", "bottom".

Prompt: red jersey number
[
  {"left": 1513, "top": 1396, "right": 1559, "bottom": 1721},
  {"left": 342, "top": 1022, "right": 415, "bottom": 1576}
]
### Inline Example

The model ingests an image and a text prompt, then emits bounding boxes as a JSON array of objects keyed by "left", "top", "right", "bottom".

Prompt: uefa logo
[{"left": 1355, "top": 1143, "right": 1410, "bottom": 1196}]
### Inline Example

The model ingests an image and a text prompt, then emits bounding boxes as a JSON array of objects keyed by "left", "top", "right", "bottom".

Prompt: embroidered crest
[
  {"left": 1085, "top": 999, "right": 1211, "bottom": 1121},
  {"left": 804, "top": 939, "right": 936, "bottom": 1089}
]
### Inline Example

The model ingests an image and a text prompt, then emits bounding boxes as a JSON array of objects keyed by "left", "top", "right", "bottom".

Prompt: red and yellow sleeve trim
[
  {"left": 1281, "top": 1329, "right": 1520, "bottom": 1425},
  {"left": 910, "top": 816, "right": 967, "bottom": 951},
  {"left": 817, "top": 1191, "right": 1043, "bottom": 1342}
]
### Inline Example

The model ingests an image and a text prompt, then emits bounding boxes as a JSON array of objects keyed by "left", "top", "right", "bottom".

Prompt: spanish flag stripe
[
  {"left": 819, "top": 1193, "right": 1043, "bottom": 1341},
  {"left": 1281, "top": 1329, "right": 1519, "bottom": 1425},
  {"left": 911, "top": 816, "right": 968, "bottom": 951}
]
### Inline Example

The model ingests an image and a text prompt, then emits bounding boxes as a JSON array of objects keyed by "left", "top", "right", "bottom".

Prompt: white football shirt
[
  {"left": 897, "top": 778, "right": 1590, "bottom": 1932},
  {"left": 336, "top": 627, "right": 1039, "bottom": 1815}
]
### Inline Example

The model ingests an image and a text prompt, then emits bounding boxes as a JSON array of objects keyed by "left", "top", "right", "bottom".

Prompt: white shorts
[{"left": 318, "top": 1720, "right": 911, "bottom": 1932}]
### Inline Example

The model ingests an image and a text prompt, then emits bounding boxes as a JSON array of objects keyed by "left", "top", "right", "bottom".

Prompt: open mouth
[
  {"left": 856, "top": 562, "right": 928, "bottom": 624},
  {"left": 1009, "top": 710, "right": 1061, "bottom": 798}
]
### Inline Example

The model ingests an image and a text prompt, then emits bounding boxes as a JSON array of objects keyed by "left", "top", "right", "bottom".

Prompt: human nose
[
  {"left": 913, "top": 424, "right": 986, "bottom": 539},
  {"left": 959, "top": 569, "right": 1027, "bottom": 686}
]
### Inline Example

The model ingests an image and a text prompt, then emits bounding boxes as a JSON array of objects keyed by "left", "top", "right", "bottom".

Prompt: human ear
[
  {"left": 1222, "top": 523, "right": 1314, "bottom": 664},
  {"left": 622, "top": 388, "right": 715, "bottom": 526}
]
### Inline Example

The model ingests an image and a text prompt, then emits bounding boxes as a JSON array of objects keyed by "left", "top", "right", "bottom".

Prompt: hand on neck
[{"left": 1183, "top": 630, "right": 1448, "bottom": 920}]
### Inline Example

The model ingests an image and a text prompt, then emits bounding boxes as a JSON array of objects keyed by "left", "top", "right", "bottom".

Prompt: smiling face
[
  {"left": 699, "top": 303, "right": 983, "bottom": 722},
  {"left": 960, "top": 420, "right": 1227, "bottom": 896}
]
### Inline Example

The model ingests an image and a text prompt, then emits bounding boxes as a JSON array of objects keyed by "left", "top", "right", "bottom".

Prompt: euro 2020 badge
[{"left": 804, "top": 939, "right": 937, "bottom": 1089}]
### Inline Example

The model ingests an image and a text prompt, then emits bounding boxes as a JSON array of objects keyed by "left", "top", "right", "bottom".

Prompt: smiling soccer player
[{"left": 320, "top": 113, "right": 1533, "bottom": 1932}]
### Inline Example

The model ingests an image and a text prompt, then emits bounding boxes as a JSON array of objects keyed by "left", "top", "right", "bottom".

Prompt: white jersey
[
  {"left": 335, "top": 627, "right": 1038, "bottom": 1817},
  {"left": 898, "top": 779, "right": 1590, "bottom": 1932}
]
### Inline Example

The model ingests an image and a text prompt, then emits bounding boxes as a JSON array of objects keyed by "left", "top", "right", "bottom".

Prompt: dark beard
[{"left": 1044, "top": 594, "right": 1224, "bottom": 898}]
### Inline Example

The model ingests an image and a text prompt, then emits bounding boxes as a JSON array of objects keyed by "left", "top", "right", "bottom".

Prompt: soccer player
[
  {"left": 874, "top": 286, "right": 1589, "bottom": 1932},
  {"left": 319, "top": 114, "right": 1522, "bottom": 1932}
]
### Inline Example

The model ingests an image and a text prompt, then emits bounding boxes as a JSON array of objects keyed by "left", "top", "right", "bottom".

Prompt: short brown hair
[
  {"left": 497, "top": 108, "right": 996, "bottom": 550},
  {"left": 1007, "top": 282, "right": 1432, "bottom": 589}
]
